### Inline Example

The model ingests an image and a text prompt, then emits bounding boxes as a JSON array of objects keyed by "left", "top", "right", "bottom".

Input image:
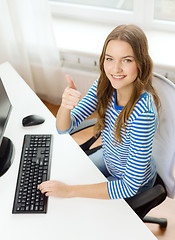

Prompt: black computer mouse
[{"left": 22, "top": 115, "right": 45, "bottom": 127}]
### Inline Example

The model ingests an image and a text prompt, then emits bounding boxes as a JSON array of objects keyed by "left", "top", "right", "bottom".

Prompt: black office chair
[{"left": 70, "top": 73, "right": 175, "bottom": 228}]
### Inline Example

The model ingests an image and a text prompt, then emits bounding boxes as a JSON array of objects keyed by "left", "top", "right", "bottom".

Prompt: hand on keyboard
[{"left": 38, "top": 180, "right": 71, "bottom": 198}]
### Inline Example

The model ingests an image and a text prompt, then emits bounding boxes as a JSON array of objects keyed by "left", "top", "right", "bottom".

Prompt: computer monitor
[{"left": 0, "top": 77, "right": 14, "bottom": 176}]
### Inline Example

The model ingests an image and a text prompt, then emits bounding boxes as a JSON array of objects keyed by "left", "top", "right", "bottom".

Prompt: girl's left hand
[{"left": 38, "top": 180, "right": 72, "bottom": 198}]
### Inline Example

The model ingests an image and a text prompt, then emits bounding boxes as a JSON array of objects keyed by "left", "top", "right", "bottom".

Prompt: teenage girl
[{"left": 38, "top": 24, "right": 160, "bottom": 200}]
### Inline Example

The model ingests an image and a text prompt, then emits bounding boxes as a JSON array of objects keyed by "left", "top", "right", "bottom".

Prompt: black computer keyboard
[{"left": 12, "top": 134, "right": 53, "bottom": 214}]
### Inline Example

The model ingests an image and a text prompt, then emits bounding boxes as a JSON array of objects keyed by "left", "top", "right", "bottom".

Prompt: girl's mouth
[{"left": 111, "top": 74, "right": 126, "bottom": 80}]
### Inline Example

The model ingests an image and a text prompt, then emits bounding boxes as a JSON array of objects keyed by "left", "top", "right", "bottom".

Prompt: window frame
[{"left": 49, "top": 0, "right": 175, "bottom": 32}]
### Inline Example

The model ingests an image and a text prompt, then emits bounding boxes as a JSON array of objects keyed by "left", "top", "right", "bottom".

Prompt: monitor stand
[{"left": 0, "top": 137, "right": 14, "bottom": 177}]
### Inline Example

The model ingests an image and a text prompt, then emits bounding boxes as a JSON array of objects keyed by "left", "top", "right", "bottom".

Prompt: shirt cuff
[{"left": 56, "top": 121, "right": 73, "bottom": 134}]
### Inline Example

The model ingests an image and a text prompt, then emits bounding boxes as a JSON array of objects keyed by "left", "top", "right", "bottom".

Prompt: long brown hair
[{"left": 95, "top": 24, "right": 160, "bottom": 143}]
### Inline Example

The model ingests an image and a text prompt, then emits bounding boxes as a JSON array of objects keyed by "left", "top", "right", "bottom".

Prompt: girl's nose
[{"left": 114, "top": 61, "right": 122, "bottom": 73}]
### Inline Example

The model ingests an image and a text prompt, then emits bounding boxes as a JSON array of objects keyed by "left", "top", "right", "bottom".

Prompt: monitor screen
[
  {"left": 0, "top": 77, "right": 13, "bottom": 176},
  {"left": 0, "top": 78, "right": 12, "bottom": 145}
]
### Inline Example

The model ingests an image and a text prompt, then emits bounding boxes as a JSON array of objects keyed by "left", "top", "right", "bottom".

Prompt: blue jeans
[{"left": 89, "top": 148, "right": 157, "bottom": 194}]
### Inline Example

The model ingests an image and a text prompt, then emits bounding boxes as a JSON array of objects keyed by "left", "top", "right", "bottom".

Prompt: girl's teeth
[{"left": 112, "top": 75, "right": 125, "bottom": 79}]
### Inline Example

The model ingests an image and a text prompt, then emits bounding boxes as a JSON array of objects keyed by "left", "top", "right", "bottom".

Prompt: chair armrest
[
  {"left": 70, "top": 118, "right": 97, "bottom": 135},
  {"left": 125, "top": 184, "right": 167, "bottom": 219}
]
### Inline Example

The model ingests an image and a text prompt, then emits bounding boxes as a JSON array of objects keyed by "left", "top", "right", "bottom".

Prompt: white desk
[{"left": 0, "top": 62, "right": 157, "bottom": 240}]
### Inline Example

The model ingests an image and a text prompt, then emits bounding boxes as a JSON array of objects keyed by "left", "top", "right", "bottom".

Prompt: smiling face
[{"left": 104, "top": 40, "right": 138, "bottom": 98}]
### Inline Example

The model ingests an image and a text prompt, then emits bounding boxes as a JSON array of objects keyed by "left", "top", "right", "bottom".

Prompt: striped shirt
[{"left": 57, "top": 79, "right": 158, "bottom": 199}]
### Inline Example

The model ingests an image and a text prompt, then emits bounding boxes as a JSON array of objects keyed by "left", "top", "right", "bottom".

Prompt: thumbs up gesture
[{"left": 61, "top": 75, "right": 81, "bottom": 110}]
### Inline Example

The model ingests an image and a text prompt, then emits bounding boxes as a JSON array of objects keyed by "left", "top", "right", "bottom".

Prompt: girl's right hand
[{"left": 61, "top": 75, "right": 81, "bottom": 110}]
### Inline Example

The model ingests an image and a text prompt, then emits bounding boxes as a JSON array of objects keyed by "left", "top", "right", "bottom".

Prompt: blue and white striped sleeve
[
  {"left": 107, "top": 112, "right": 157, "bottom": 199},
  {"left": 57, "top": 79, "right": 98, "bottom": 134}
]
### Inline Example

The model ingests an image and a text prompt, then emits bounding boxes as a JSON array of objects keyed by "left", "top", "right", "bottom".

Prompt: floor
[{"left": 42, "top": 100, "right": 175, "bottom": 240}]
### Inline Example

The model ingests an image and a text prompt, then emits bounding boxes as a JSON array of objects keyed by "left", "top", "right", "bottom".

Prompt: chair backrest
[{"left": 152, "top": 72, "right": 175, "bottom": 198}]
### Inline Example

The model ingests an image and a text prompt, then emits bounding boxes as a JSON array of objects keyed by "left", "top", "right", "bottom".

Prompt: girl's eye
[
  {"left": 105, "top": 57, "right": 113, "bottom": 61},
  {"left": 123, "top": 59, "right": 132, "bottom": 63}
]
